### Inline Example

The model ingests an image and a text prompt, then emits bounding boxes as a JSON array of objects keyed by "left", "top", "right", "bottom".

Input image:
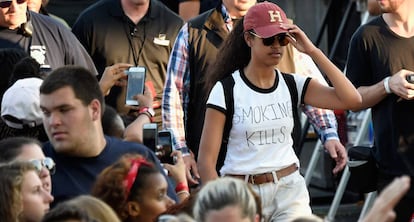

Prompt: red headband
[{"left": 123, "top": 157, "right": 152, "bottom": 199}]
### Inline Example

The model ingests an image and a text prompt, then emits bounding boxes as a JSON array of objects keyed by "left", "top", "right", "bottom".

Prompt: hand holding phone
[
  {"left": 100, "top": 63, "right": 131, "bottom": 95},
  {"left": 161, "top": 150, "right": 187, "bottom": 188},
  {"left": 157, "top": 130, "right": 174, "bottom": 164},
  {"left": 125, "top": 66, "right": 146, "bottom": 106}
]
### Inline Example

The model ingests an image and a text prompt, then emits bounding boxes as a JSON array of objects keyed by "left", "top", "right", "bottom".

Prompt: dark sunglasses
[
  {"left": 249, "top": 31, "right": 291, "bottom": 46},
  {"left": 30, "top": 157, "right": 56, "bottom": 175},
  {"left": 0, "top": 0, "right": 26, "bottom": 8}
]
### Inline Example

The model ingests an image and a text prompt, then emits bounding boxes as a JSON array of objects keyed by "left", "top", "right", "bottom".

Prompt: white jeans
[{"left": 251, "top": 171, "right": 312, "bottom": 222}]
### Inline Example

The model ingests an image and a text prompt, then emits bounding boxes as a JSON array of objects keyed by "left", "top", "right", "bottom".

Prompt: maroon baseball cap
[{"left": 243, "top": 1, "right": 289, "bottom": 38}]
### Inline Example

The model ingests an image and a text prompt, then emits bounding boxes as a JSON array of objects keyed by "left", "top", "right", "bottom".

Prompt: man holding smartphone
[{"left": 72, "top": 0, "right": 184, "bottom": 127}]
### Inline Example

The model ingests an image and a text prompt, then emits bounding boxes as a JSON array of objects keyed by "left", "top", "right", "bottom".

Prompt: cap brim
[{"left": 254, "top": 25, "right": 287, "bottom": 38}]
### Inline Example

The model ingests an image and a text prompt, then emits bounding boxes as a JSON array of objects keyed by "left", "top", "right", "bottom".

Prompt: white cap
[{"left": 1, "top": 78, "right": 43, "bottom": 129}]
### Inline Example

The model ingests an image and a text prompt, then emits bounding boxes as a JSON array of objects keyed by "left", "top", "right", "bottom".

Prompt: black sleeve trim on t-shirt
[{"left": 206, "top": 103, "right": 226, "bottom": 115}]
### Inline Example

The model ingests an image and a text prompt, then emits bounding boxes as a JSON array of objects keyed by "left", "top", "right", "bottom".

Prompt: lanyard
[{"left": 122, "top": 15, "right": 146, "bottom": 66}]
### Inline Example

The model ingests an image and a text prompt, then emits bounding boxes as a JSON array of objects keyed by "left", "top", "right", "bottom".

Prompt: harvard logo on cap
[
  {"left": 243, "top": 1, "right": 288, "bottom": 38},
  {"left": 268, "top": 10, "right": 283, "bottom": 23}
]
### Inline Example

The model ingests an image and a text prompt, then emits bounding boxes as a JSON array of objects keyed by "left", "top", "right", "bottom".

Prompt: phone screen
[
  {"left": 143, "top": 123, "right": 158, "bottom": 151},
  {"left": 126, "top": 66, "right": 146, "bottom": 106},
  {"left": 158, "top": 131, "right": 174, "bottom": 164}
]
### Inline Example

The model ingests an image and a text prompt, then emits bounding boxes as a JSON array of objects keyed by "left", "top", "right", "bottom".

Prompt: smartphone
[
  {"left": 125, "top": 66, "right": 146, "bottom": 106},
  {"left": 143, "top": 123, "right": 158, "bottom": 151},
  {"left": 157, "top": 130, "right": 174, "bottom": 164}
]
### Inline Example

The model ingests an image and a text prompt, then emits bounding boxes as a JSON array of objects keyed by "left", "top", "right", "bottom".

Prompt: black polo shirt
[{"left": 72, "top": 0, "right": 184, "bottom": 125}]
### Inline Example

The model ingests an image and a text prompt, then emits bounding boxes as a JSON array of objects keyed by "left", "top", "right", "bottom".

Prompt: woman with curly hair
[
  {"left": 92, "top": 153, "right": 187, "bottom": 222},
  {"left": 0, "top": 161, "right": 53, "bottom": 222}
]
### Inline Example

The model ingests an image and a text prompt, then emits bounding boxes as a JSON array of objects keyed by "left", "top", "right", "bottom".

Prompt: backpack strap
[
  {"left": 217, "top": 75, "right": 235, "bottom": 173},
  {"left": 281, "top": 73, "right": 301, "bottom": 153},
  {"left": 217, "top": 72, "right": 301, "bottom": 173}
]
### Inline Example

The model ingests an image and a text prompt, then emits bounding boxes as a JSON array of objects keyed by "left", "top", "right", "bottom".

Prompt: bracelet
[
  {"left": 139, "top": 107, "right": 155, "bottom": 116},
  {"left": 175, "top": 182, "right": 189, "bottom": 193},
  {"left": 137, "top": 111, "right": 153, "bottom": 122},
  {"left": 176, "top": 190, "right": 190, "bottom": 197},
  {"left": 384, "top": 77, "right": 392, "bottom": 94}
]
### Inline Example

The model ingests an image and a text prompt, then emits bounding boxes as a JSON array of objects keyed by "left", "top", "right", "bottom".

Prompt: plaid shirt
[
  {"left": 162, "top": 4, "right": 339, "bottom": 152},
  {"left": 294, "top": 47, "right": 339, "bottom": 143}
]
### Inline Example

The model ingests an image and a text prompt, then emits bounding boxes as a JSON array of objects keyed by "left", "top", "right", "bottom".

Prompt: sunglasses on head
[
  {"left": 0, "top": 0, "right": 26, "bottom": 8},
  {"left": 249, "top": 31, "right": 291, "bottom": 47},
  {"left": 30, "top": 157, "right": 56, "bottom": 175}
]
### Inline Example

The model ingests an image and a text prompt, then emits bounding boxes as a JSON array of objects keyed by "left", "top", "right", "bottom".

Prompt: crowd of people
[{"left": 0, "top": 0, "right": 413, "bottom": 221}]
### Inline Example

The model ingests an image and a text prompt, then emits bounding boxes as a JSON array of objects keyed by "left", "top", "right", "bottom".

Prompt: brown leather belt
[{"left": 227, "top": 163, "right": 298, "bottom": 185}]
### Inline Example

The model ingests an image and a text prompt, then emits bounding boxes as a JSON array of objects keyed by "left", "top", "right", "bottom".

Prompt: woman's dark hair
[
  {"left": 91, "top": 153, "right": 159, "bottom": 221},
  {"left": 203, "top": 18, "right": 251, "bottom": 96},
  {"left": 0, "top": 137, "right": 42, "bottom": 163}
]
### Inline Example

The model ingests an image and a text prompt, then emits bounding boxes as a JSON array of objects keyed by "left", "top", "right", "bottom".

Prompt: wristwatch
[
  {"left": 139, "top": 107, "right": 155, "bottom": 116},
  {"left": 138, "top": 107, "right": 155, "bottom": 121}
]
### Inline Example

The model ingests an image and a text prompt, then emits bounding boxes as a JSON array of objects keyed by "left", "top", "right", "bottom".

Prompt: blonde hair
[
  {"left": 193, "top": 177, "right": 258, "bottom": 222},
  {"left": 65, "top": 195, "right": 121, "bottom": 222},
  {"left": 0, "top": 162, "right": 36, "bottom": 222}
]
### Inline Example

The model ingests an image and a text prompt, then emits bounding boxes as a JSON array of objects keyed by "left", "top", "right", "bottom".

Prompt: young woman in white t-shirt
[{"left": 197, "top": 2, "right": 361, "bottom": 222}]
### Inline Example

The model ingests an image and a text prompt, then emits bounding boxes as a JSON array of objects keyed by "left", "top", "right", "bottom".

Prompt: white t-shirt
[{"left": 206, "top": 69, "right": 311, "bottom": 176}]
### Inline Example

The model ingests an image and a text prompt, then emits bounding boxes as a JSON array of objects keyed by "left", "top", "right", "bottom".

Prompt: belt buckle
[{"left": 249, "top": 175, "right": 256, "bottom": 185}]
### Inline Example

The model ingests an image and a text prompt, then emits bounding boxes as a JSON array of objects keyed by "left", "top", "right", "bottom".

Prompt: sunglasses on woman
[
  {"left": 249, "top": 31, "right": 292, "bottom": 46},
  {"left": 0, "top": 0, "right": 26, "bottom": 8},
  {"left": 30, "top": 157, "right": 56, "bottom": 175}
]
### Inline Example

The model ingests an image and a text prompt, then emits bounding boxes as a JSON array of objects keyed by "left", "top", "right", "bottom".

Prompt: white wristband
[{"left": 384, "top": 77, "right": 392, "bottom": 94}]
